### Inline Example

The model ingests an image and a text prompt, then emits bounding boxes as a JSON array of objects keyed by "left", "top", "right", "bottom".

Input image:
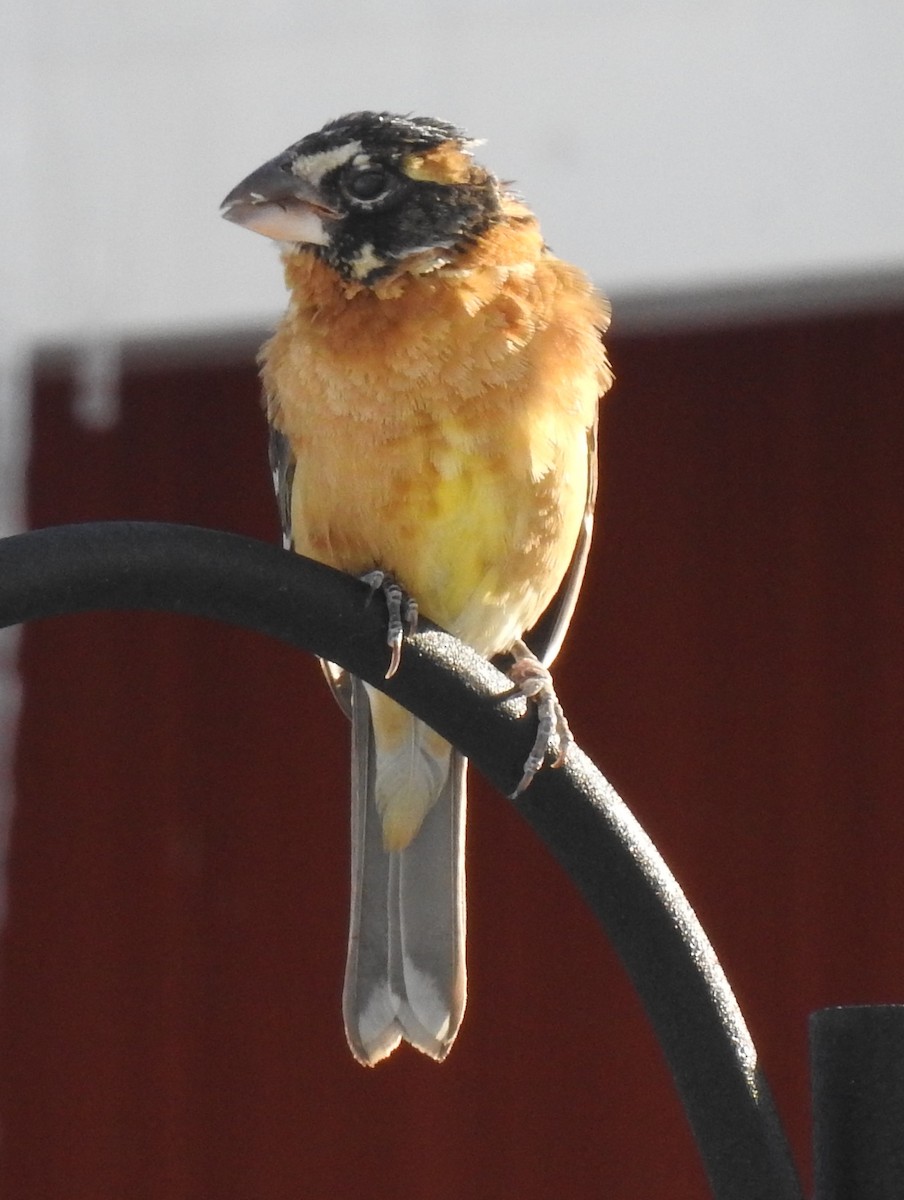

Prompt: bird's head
[{"left": 220, "top": 111, "right": 503, "bottom": 285}]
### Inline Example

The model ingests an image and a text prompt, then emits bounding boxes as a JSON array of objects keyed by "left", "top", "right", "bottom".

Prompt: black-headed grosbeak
[{"left": 221, "top": 111, "right": 613, "bottom": 1065}]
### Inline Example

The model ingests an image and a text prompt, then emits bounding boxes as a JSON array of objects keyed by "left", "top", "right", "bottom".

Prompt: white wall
[{"left": 3, "top": 0, "right": 904, "bottom": 346}]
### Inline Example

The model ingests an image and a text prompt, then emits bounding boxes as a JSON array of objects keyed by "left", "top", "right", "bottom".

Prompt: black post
[{"left": 811, "top": 1005, "right": 904, "bottom": 1199}]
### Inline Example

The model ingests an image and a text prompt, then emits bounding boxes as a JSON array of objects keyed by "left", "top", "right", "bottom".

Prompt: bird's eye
[{"left": 343, "top": 166, "right": 390, "bottom": 202}]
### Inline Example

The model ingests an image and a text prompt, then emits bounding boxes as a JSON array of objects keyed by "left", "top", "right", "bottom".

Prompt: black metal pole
[
  {"left": 0, "top": 522, "right": 803, "bottom": 1199},
  {"left": 811, "top": 1005, "right": 904, "bottom": 1199}
]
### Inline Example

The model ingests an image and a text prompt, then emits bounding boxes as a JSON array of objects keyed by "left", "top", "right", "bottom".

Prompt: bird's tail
[{"left": 342, "top": 677, "right": 467, "bottom": 1065}]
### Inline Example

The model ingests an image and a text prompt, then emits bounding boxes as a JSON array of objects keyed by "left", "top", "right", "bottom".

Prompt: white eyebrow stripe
[{"left": 292, "top": 141, "right": 363, "bottom": 185}]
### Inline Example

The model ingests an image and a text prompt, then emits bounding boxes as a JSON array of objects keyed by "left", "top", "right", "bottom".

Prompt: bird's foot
[
  {"left": 505, "top": 639, "right": 573, "bottom": 797},
  {"left": 361, "top": 570, "right": 419, "bottom": 679}
]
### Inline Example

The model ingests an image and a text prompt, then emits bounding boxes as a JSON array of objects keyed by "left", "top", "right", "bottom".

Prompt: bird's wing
[
  {"left": 269, "top": 424, "right": 354, "bottom": 715},
  {"left": 269, "top": 425, "right": 296, "bottom": 551},
  {"left": 521, "top": 408, "right": 599, "bottom": 669}
]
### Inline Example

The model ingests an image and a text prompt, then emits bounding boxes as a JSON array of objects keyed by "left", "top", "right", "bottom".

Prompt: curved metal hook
[{"left": 0, "top": 522, "right": 802, "bottom": 1200}]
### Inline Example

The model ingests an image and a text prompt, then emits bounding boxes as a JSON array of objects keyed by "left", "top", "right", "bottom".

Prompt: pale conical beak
[{"left": 220, "top": 155, "right": 341, "bottom": 244}]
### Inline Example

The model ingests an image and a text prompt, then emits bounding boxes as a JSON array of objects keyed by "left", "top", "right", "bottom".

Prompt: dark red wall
[{"left": 3, "top": 307, "right": 903, "bottom": 1197}]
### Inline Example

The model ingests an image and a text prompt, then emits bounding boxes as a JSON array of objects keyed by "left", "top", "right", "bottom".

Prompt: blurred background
[{"left": 2, "top": 2, "right": 904, "bottom": 1197}]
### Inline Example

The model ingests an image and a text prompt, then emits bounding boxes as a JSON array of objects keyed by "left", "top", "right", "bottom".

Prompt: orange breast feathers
[{"left": 262, "top": 208, "right": 613, "bottom": 659}]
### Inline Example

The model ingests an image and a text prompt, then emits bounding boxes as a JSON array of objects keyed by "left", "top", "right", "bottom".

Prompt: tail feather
[{"left": 343, "top": 677, "right": 467, "bottom": 1065}]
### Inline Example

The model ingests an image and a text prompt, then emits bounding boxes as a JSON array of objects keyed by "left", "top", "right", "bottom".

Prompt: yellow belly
[{"left": 287, "top": 400, "right": 587, "bottom": 656}]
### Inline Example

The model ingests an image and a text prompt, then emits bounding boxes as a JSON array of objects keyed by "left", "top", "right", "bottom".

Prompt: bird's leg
[
  {"left": 506, "top": 638, "right": 574, "bottom": 797},
  {"left": 361, "top": 570, "right": 419, "bottom": 679}
]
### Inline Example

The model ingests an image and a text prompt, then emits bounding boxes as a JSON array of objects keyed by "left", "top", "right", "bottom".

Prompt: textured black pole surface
[
  {"left": 0, "top": 522, "right": 803, "bottom": 1200},
  {"left": 812, "top": 1005, "right": 904, "bottom": 1199}
]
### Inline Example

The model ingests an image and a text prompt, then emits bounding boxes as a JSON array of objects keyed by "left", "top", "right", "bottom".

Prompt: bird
[{"left": 220, "top": 111, "right": 613, "bottom": 1065}]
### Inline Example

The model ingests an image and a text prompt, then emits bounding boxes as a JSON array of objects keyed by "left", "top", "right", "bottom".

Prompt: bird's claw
[
  {"left": 361, "top": 571, "right": 418, "bottom": 679},
  {"left": 506, "top": 639, "right": 573, "bottom": 797}
]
